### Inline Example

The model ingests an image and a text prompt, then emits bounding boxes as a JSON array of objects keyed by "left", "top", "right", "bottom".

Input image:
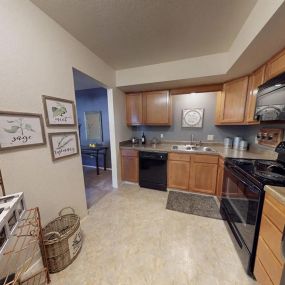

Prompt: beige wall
[{"left": 0, "top": 0, "right": 130, "bottom": 224}]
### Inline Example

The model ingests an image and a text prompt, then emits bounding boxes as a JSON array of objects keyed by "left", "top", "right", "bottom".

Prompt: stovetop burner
[
  {"left": 255, "top": 170, "right": 285, "bottom": 182},
  {"left": 228, "top": 158, "right": 285, "bottom": 187}
]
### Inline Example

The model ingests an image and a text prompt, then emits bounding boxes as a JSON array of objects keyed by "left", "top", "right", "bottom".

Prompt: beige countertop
[
  {"left": 264, "top": 185, "right": 285, "bottom": 206},
  {"left": 121, "top": 142, "right": 285, "bottom": 204},
  {"left": 120, "top": 142, "right": 277, "bottom": 160}
]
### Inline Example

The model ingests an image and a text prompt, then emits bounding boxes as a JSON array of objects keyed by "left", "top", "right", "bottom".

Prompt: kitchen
[
  {"left": 1, "top": 1, "right": 285, "bottom": 284},
  {"left": 119, "top": 47, "right": 285, "bottom": 284}
]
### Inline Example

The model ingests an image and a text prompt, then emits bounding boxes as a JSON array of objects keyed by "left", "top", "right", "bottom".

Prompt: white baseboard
[
  {"left": 122, "top": 181, "right": 139, "bottom": 186},
  {"left": 83, "top": 165, "right": 112, "bottom": 171}
]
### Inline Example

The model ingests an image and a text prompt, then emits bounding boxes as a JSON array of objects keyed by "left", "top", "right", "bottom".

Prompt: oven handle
[{"left": 225, "top": 165, "right": 261, "bottom": 193}]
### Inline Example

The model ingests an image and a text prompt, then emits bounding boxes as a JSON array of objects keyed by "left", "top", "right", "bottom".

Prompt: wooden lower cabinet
[
  {"left": 255, "top": 257, "right": 274, "bottom": 285},
  {"left": 121, "top": 149, "right": 138, "bottom": 182},
  {"left": 216, "top": 157, "right": 224, "bottom": 198},
  {"left": 167, "top": 158, "right": 190, "bottom": 191},
  {"left": 189, "top": 161, "right": 218, "bottom": 194},
  {"left": 167, "top": 153, "right": 218, "bottom": 194},
  {"left": 120, "top": 150, "right": 219, "bottom": 195},
  {"left": 254, "top": 193, "right": 285, "bottom": 285}
]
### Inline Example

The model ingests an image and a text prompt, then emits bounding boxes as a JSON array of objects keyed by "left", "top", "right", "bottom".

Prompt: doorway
[{"left": 73, "top": 68, "right": 115, "bottom": 208}]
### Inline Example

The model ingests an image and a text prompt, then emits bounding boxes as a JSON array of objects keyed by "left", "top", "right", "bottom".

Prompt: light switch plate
[{"left": 207, "top": 135, "right": 214, "bottom": 141}]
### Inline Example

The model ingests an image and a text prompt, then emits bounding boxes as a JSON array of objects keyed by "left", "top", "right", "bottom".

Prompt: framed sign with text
[
  {"left": 42, "top": 95, "right": 76, "bottom": 127},
  {"left": 182, "top": 108, "right": 204, "bottom": 128},
  {"left": 48, "top": 131, "right": 79, "bottom": 161},
  {"left": 0, "top": 111, "right": 46, "bottom": 151}
]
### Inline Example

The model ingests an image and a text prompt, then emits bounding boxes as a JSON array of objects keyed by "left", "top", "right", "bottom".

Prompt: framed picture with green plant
[
  {"left": 42, "top": 95, "right": 77, "bottom": 127},
  {"left": 48, "top": 131, "right": 79, "bottom": 161},
  {"left": 0, "top": 111, "right": 46, "bottom": 151}
]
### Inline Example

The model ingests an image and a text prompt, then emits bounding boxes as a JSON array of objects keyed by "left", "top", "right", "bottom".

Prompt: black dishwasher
[{"left": 139, "top": 151, "right": 168, "bottom": 191}]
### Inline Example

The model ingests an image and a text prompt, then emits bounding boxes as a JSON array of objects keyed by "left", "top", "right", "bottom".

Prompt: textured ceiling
[{"left": 31, "top": 0, "right": 257, "bottom": 69}]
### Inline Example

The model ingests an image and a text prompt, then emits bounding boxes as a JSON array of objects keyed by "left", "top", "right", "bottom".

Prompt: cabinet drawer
[
  {"left": 191, "top": 154, "right": 218, "bottom": 164},
  {"left": 263, "top": 193, "right": 285, "bottom": 232},
  {"left": 256, "top": 237, "right": 282, "bottom": 285},
  {"left": 168, "top": 152, "right": 190, "bottom": 161},
  {"left": 121, "top": 149, "right": 138, "bottom": 157},
  {"left": 260, "top": 215, "right": 283, "bottom": 264},
  {"left": 254, "top": 257, "right": 273, "bottom": 285}
]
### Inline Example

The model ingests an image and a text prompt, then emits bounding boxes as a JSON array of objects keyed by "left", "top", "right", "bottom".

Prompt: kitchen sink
[{"left": 171, "top": 145, "right": 216, "bottom": 153}]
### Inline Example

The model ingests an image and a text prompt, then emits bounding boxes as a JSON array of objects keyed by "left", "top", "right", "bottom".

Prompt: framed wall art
[
  {"left": 0, "top": 111, "right": 46, "bottom": 151},
  {"left": 42, "top": 95, "right": 76, "bottom": 127},
  {"left": 48, "top": 131, "right": 79, "bottom": 161},
  {"left": 182, "top": 108, "right": 204, "bottom": 128},
  {"left": 84, "top": 111, "right": 103, "bottom": 142}
]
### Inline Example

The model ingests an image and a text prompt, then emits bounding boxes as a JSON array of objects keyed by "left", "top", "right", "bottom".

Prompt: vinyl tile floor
[{"left": 50, "top": 184, "right": 257, "bottom": 285}]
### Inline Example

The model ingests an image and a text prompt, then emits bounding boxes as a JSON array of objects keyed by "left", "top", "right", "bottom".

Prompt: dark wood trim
[
  {"left": 0, "top": 170, "right": 6, "bottom": 196},
  {"left": 48, "top": 131, "right": 79, "bottom": 161},
  {"left": 170, "top": 84, "right": 223, "bottom": 95},
  {"left": 42, "top": 95, "right": 77, "bottom": 127},
  {"left": 0, "top": 111, "right": 46, "bottom": 151}
]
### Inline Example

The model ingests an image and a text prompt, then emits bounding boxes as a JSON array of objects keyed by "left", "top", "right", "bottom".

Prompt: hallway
[{"left": 83, "top": 167, "right": 114, "bottom": 208}]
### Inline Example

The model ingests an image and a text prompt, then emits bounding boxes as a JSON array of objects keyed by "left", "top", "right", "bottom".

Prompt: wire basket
[{"left": 43, "top": 207, "right": 82, "bottom": 273}]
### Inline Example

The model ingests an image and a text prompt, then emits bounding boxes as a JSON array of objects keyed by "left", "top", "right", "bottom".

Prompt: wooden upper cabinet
[
  {"left": 265, "top": 48, "right": 285, "bottom": 81},
  {"left": 245, "top": 65, "right": 265, "bottom": 124},
  {"left": 216, "top": 76, "right": 249, "bottom": 124},
  {"left": 143, "top": 90, "right": 172, "bottom": 125},
  {"left": 126, "top": 93, "right": 143, "bottom": 126}
]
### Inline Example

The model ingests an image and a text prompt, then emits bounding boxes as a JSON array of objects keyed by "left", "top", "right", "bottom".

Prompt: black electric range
[
  {"left": 228, "top": 158, "right": 285, "bottom": 187},
  {"left": 220, "top": 141, "right": 285, "bottom": 277}
]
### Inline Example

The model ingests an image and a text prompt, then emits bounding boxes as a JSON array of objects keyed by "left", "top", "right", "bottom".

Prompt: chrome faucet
[{"left": 190, "top": 134, "right": 194, "bottom": 145}]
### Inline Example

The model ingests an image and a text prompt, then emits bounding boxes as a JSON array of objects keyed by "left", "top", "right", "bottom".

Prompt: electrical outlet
[
  {"left": 160, "top": 133, "right": 164, "bottom": 139},
  {"left": 207, "top": 135, "right": 214, "bottom": 141}
]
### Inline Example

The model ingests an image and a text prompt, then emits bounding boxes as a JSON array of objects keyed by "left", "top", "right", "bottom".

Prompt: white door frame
[{"left": 107, "top": 88, "right": 119, "bottom": 188}]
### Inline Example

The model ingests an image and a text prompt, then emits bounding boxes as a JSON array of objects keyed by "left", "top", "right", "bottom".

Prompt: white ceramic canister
[
  {"left": 233, "top": 137, "right": 242, "bottom": 149},
  {"left": 224, "top": 137, "right": 233, "bottom": 149},
  {"left": 239, "top": 140, "right": 248, "bottom": 151}
]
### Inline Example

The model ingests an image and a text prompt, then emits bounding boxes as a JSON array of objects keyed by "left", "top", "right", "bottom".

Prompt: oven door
[{"left": 221, "top": 164, "right": 263, "bottom": 253}]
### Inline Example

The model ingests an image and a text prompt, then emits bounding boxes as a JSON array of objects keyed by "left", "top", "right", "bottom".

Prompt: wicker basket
[{"left": 43, "top": 207, "right": 82, "bottom": 273}]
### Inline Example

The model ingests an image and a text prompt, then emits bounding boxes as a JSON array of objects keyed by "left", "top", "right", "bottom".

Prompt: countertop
[
  {"left": 264, "top": 185, "right": 285, "bottom": 206},
  {"left": 120, "top": 142, "right": 278, "bottom": 160},
  {"left": 121, "top": 142, "right": 285, "bottom": 204}
]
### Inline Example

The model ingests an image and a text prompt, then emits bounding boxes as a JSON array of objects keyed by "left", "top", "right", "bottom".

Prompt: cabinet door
[
  {"left": 126, "top": 93, "right": 143, "bottom": 125},
  {"left": 217, "top": 76, "right": 248, "bottom": 124},
  {"left": 245, "top": 66, "right": 265, "bottom": 123},
  {"left": 168, "top": 160, "right": 190, "bottom": 190},
  {"left": 189, "top": 162, "right": 218, "bottom": 194},
  {"left": 265, "top": 48, "right": 285, "bottom": 80},
  {"left": 215, "top": 158, "right": 224, "bottom": 198},
  {"left": 121, "top": 156, "right": 138, "bottom": 182},
  {"left": 143, "top": 90, "right": 172, "bottom": 125}
]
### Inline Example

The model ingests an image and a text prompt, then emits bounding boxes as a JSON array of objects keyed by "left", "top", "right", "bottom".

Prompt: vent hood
[
  {"left": 257, "top": 71, "right": 285, "bottom": 96},
  {"left": 255, "top": 71, "right": 285, "bottom": 121}
]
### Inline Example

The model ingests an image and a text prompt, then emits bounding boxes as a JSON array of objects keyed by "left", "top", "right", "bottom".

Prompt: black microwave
[{"left": 255, "top": 72, "right": 285, "bottom": 121}]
